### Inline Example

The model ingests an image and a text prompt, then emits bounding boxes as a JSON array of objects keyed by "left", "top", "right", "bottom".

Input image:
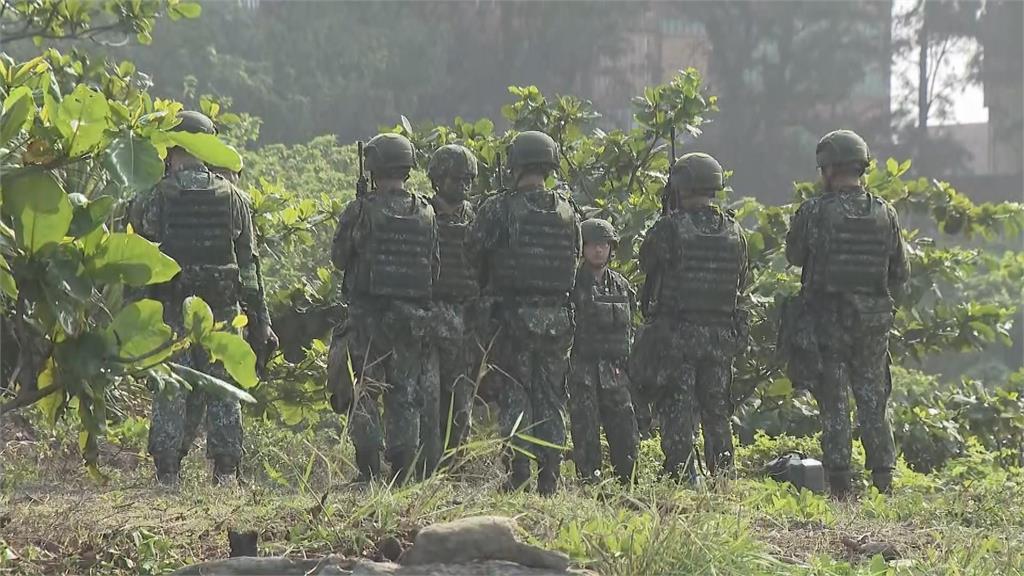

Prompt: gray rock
[
  {"left": 400, "top": 516, "right": 569, "bottom": 571},
  {"left": 353, "top": 559, "right": 594, "bottom": 575},
  {"left": 169, "top": 555, "right": 351, "bottom": 575}
]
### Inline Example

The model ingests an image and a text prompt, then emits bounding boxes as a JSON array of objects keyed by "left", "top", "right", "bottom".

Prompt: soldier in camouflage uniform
[
  {"left": 129, "top": 111, "right": 277, "bottom": 485},
  {"left": 568, "top": 219, "right": 639, "bottom": 484},
  {"left": 331, "top": 133, "right": 439, "bottom": 483},
  {"left": 467, "top": 131, "right": 581, "bottom": 495},
  {"left": 635, "top": 153, "right": 749, "bottom": 483},
  {"left": 783, "top": 130, "right": 909, "bottom": 497},
  {"left": 418, "top": 145, "right": 481, "bottom": 475}
]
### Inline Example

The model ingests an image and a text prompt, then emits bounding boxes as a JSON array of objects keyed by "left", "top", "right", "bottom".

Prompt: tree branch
[
  {"left": 0, "top": 383, "right": 60, "bottom": 415},
  {"left": 0, "top": 21, "right": 127, "bottom": 46}
]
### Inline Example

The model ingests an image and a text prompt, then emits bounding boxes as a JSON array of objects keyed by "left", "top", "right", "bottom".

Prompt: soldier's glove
[{"left": 248, "top": 321, "right": 279, "bottom": 379}]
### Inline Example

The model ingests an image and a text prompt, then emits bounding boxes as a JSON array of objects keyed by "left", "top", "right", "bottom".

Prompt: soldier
[
  {"left": 420, "top": 145, "right": 481, "bottom": 474},
  {"left": 129, "top": 110, "right": 277, "bottom": 485},
  {"left": 467, "top": 131, "right": 581, "bottom": 495},
  {"left": 330, "top": 133, "right": 438, "bottom": 483},
  {"left": 783, "top": 130, "right": 909, "bottom": 497},
  {"left": 567, "top": 218, "right": 639, "bottom": 484},
  {"left": 636, "top": 153, "right": 749, "bottom": 483}
]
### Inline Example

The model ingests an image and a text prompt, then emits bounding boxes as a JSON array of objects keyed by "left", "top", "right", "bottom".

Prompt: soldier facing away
[
  {"left": 634, "top": 152, "right": 750, "bottom": 483},
  {"left": 467, "top": 131, "right": 582, "bottom": 495},
  {"left": 567, "top": 218, "right": 639, "bottom": 484},
  {"left": 128, "top": 110, "right": 277, "bottom": 485},
  {"left": 783, "top": 130, "right": 910, "bottom": 497},
  {"left": 330, "top": 133, "right": 439, "bottom": 483},
  {"left": 419, "top": 144, "right": 482, "bottom": 474}
]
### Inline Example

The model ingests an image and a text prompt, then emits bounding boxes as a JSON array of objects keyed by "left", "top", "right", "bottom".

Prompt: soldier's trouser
[
  {"left": 437, "top": 336, "right": 475, "bottom": 454},
  {"left": 568, "top": 358, "right": 638, "bottom": 482},
  {"left": 655, "top": 356, "right": 735, "bottom": 479},
  {"left": 812, "top": 334, "right": 895, "bottom": 479},
  {"left": 495, "top": 331, "right": 571, "bottom": 486},
  {"left": 348, "top": 317, "right": 422, "bottom": 481},
  {"left": 148, "top": 349, "right": 243, "bottom": 468}
]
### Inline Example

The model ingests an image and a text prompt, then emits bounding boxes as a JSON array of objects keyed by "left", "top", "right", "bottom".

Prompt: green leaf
[
  {"left": 0, "top": 168, "right": 73, "bottom": 255},
  {"left": 36, "top": 358, "right": 63, "bottom": 425},
  {"left": 86, "top": 232, "right": 180, "bottom": 286},
  {"left": 0, "top": 254, "right": 17, "bottom": 299},
  {"left": 174, "top": 1, "right": 202, "bottom": 18},
  {"left": 56, "top": 84, "right": 111, "bottom": 157},
  {"left": 103, "top": 135, "right": 164, "bottom": 197},
  {"left": 168, "top": 362, "right": 256, "bottom": 404},
  {"left": 200, "top": 331, "right": 258, "bottom": 389},
  {"left": 105, "top": 299, "right": 174, "bottom": 365},
  {"left": 68, "top": 195, "right": 114, "bottom": 238},
  {"left": 766, "top": 377, "right": 794, "bottom": 398},
  {"left": 163, "top": 131, "right": 242, "bottom": 171},
  {"left": 183, "top": 296, "right": 214, "bottom": 342},
  {"left": 1, "top": 86, "right": 34, "bottom": 147}
]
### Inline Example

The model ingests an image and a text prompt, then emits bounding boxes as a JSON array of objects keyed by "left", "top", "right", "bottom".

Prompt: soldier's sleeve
[
  {"left": 573, "top": 213, "right": 583, "bottom": 259},
  {"left": 785, "top": 200, "right": 813, "bottom": 267},
  {"left": 430, "top": 204, "right": 441, "bottom": 282},
  {"left": 638, "top": 219, "right": 665, "bottom": 274},
  {"left": 887, "top": 205, "right": 911, "bottom": 301},
  {"left": 234, "top": 190, "right": 272, "bottom": 325},
  {"left": 125, "top": 189, "right": 159, "bottom": 240},
  {"left": 331, "top": 199, "right": 363, "bottom": 272},
  {"left": 465, "top": 195, "right": 500, "bottom": 271},
  {"left": 736, "top": 225, "right": 754, "bottom": 312}
]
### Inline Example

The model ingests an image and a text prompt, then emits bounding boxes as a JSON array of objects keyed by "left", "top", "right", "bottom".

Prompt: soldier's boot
[
  {"left": 212, "top": 456, "right": 238, "bottom": 487},
  {"left": 502, "top": 455, "right": 531, "bottom": 493},
  {"left": 355, "top": 450, "right": 381, "bottom": 484},
  {"left": 871, "top": 469, "right": 893, "bottom": 495},
  {"left": 153, "top": 452, "right": 181, "bottom": 486},
  {"left": 387, "top": 449, "right": 416, "bottom": 486},
  {"left": 537, "top": 456, "right": 560, "bottom": 496},
  {"left": 829, "top": 472, "right": 853, "bottom": 500}
]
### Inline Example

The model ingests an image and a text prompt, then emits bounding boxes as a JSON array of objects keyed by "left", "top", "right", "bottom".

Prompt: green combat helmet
[
  {"left": 507, "top": 130, "right": 559, "bottom": 170},
  {"left": 815, "top": 129, "right": 871, "bottom": 169},
  {"left": 581, "top": 218, "right": 619, "bottom": 246},
  {"left": 670, "top": 152, "right": 724, "bottom": 196},
  {"left": 172, "top": 110, "right": 216, "bottom": 135},
  {"left": 427, "top": 144, "right": 479, "bottom": 181},
  {"left": 364, "top": 133, "right": 416, "bottom": 173}
]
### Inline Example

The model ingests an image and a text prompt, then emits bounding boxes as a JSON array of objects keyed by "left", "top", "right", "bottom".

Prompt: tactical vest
[
  {"left": 576, "top": 275, "right": 631, "bottom": 358},
  {"left": 490, "top": 190, "right": 577, "bottom": 297},
  {"left": 157, "top": 170, "right": 240, "bottom": 308},
  {"left": 360, "top": 193, "right": 434, "bottom": 300},
  {"left": 656, "top": 211, "right": 743, "bottom": 323},
  {"left": 815, "top": 193, "right": 892, "bottom": 295},
  {"left": 434, "top": 220, "right": 478, "bottom": 300}
]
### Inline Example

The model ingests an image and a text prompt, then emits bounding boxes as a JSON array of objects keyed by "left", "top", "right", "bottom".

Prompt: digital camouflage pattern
[
  {"left": 467, "top": 184, "right": 581, "bottom": 493},
  {"left": 568, "top": 264, "right": 638, "bottom": 483},
  {"left": 635, "top": 205, "right": 750, "bottom": 479},
  {"left": 331, "top": 186, "right": 439, "bottom": 481},
  {"left": 785, "top": 184, "right": 910, "bottom": 492},
  {"left": 127, "top": 166, "right": 270, "bottom": 481},
  {"left": 421, "top": 198, "right": 480, "bottom": 471}
]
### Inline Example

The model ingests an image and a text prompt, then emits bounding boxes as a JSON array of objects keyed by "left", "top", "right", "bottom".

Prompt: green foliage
[
  {"left": 0, "top": 0, "right": 200, "bottom": 47},
  {"left": 0, "top": 14, "right": 258, "bottom": 471}
]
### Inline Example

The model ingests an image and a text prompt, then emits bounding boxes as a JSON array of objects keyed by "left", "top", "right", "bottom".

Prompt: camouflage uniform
[
  {"left": 784, "top": 130, "right": 910, "bottom": 495},
  {"left": 466, "top": 131, "right": 581, "bottom": 494},
  {"left": 418, "top": 145, "right": 483, "bottom": 474},
  {"left": 422, "top": 198, "right": 479, "bottom": 471},
  {"left": 129, "top": 164, "right": 271, "bottom": 482},
  {"left": 568, "top": 262, "right": 639, "bottom": 483},
  {"left": 331, "top": 133, "right": 438, "bottom": 482},
  {"left": 634, "top": 153, "right": 749, "bottom": 481}
]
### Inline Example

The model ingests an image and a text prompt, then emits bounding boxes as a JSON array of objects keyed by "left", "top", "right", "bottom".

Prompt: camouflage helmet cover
[
  {"left": 364, "top": 133, "right": 416, "bottom": 173},
  {"left": 427, "top": 144, "right": 479, "bottom": 181},
  {"left": 816, "top": 129, "right": 871, "bottom": 168},
  {"left": 581, "top": 218, "right": 619, "bottom": 245},
  {"left": 173, "top": 110, "right": 216, "bottom": 135},
  {"left": 507, "top": 130, "right": 559, "bottom": 169},
  {"left": 670, "top": 152, "right": 724, "bottom": 194}
]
